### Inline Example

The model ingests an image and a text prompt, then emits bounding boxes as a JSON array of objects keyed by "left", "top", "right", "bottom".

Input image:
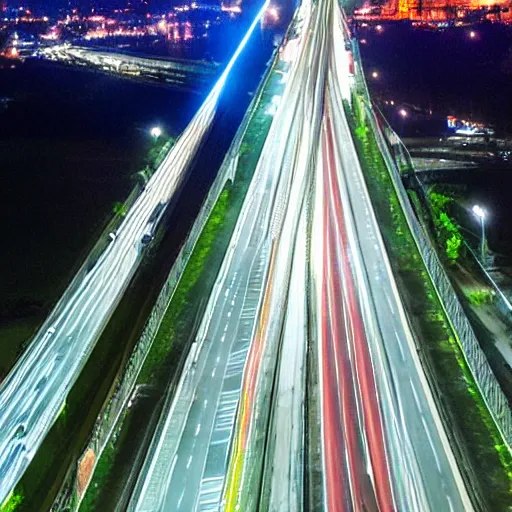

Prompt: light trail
[
  {"left": 223, "top": 242, "right": 277, "bottom": 512},
  {"left": 323, "top": 107, "right": 396, "bottom": 511},
  {"left": 127, "top": 4, "right": 312, "bottom": 510}
]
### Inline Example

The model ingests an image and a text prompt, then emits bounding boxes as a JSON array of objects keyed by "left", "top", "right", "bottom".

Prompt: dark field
[
  {"left": 359, "top": 21, "right": 512, "bottom": 133},
  {"left": 359, "top": 22, "right": 512, "bottom": 255},
  {"left": 0, "top": 59, "right": 201, "bottom": 374}
]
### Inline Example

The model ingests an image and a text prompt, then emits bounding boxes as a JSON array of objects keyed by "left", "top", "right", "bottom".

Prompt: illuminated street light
[
  {"left": 469, "top": 30, "right": 476, "bottom": 39},
  {"left": 371, "top": 70, "right": 379, "bottom": 79},
  {"left": 150, "top": 126, "right": 162, "bottom": 140},
  {"left": 472, "top": 205, "right": 487, "bottom": 262},
  {"left": 399, "top": 108, "right": 407, "bottom": 117},
  {"left": 267, "top": 7, "right": 279, "bottom": 20},
  {"left": 375, "top": 24, "right": 383, "bottom": 32}
]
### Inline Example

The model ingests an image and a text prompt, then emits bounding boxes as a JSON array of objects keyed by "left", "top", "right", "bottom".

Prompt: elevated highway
[
  {"left": 128, "top": 0, "right": 475, "bottom": 510},
  {"left": 38, "top": 45, "right": 219, "bottom": 90},
  {"left": 0, "top": 0, "right": 498, "bottom": 509},
  {"left": 0, "top": 7, "right": 264, "bottom": 505}
]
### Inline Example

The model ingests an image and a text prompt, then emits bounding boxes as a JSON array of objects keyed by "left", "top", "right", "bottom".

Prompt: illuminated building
[
  {"left": 221, "top": 0, "right": 242, "bottom": 13},
  {"left": 355, "top": 0, "right": 512, "bottom": 21}
]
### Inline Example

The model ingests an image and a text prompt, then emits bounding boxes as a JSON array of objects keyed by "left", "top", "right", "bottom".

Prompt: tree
[{"left": 446, "top": 233, "right": 462, "bottom": 262}]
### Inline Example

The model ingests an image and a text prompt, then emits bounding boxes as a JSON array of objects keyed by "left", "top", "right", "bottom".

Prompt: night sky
[{"left": 17, "top": 0, "right": 173, "bottom": 14}]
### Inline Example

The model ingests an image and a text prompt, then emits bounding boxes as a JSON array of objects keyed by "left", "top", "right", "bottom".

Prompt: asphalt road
[
  {"left": 0, "top": 10, "right": 265, "bottom": 503},
  {"left": 128, "top": 3, "right": 318, "bottom": 510}
]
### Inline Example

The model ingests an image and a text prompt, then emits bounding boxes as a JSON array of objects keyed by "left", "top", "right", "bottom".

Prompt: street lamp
[
  {"left": 268, "top": 7, "right": 279, "bottom": 20},
  {"left": 150, "top": 126, "right": 162, "bottom": 141},
  {"left": 472, "top": 204, "right": 486, "bottom": 262},
  {"left": 398, "top": 108, "right": 407, "bottom": 135}
]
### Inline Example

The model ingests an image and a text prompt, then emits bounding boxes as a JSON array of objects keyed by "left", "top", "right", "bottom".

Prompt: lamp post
[
  {"left": 472, "top": 204, "right": 486, "bottom": 263},
  {"left": 150, "top": 126, "right": 162, "bottom": 141},
  {"left": 398, "top": 108, "right": 407, "bottom": 135}
]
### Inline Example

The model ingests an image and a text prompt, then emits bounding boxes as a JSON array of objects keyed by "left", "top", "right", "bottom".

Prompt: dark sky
[{"left": 20, "top": 0, "right": 166, "bottom": 13}]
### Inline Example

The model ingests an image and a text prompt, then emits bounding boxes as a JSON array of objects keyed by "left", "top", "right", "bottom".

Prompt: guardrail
[{"left": 350, "top": 39, "right": 512, "bottom": 448}]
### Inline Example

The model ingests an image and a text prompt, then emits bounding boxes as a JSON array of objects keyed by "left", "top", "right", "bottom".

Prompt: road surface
[
  {"left": 124, "top": 1, "right": 476, "bottom": 511},
  {"left": 128, "top": 2, "right": 317, "bottom": 510},
  {"left": 316, "top": 7, "right": 474, "bottom": 508}
]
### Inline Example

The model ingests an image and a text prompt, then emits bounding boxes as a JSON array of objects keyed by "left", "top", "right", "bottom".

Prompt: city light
[
  {"left": 469, "top": 30, "right": 476, "bottom": 38},
  {"left": 399, "top": 108, "right": 407, "bottom": 117},
  {"left": 371, "top": 70, "right": 379, "bottom": 79},
  {"left": 268, "top": 7, "right": 279, "bottom": 19}
]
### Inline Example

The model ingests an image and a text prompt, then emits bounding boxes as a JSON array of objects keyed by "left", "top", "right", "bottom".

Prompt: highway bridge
[
  {"left": 0, "top": 0, "right": 509, "bottom": 510},
  {"left": 37, "top": 44, "right": 220, "bottom": 90},
  {"left": 127, "top": 0, "right": 474, "bottom": 511},
  {"left": 0, "top": 9, "right": 261, "bottom": 504}
]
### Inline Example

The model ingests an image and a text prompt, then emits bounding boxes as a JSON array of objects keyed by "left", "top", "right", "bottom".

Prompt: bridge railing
[{"left": 350, "top": 39, "right": 512, "bottom": 448}]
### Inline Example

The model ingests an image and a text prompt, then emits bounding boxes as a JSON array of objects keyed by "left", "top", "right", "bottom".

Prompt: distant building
[{"left": 355, "top": 0, "right": 512, "bottom": 21}]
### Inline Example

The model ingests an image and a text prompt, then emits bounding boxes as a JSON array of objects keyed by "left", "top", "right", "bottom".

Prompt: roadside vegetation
[
  {"left": 428, "top": 190, "right": 465, "bottom": 264},
  {"left": 468, "top": 289, "right": 496, "bottom": 306},
  {"left": 346, "top": 92, "right": 512, "bottom": 510},
  {"left": 137, "top": 186, "right": 232, "bottom": 384}
]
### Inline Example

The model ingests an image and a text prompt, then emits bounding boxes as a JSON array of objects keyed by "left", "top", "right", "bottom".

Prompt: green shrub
[
  {"left": 446, "top": 233, "right": 462, "bottom": 262},
  {"left": 1, "top": 492, "right": 24, "bottom": 512},
  {"left": 429, "top": 191, "right": 452, "bottom": 212},
  {"left": 428, "top": 191, "right": 464, "bottom": 264},
  {"left": 468, "top": 290, "right": 495, "bottom": 306}
]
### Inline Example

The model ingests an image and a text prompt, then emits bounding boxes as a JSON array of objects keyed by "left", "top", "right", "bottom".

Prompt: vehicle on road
[
  {"left": 141, "top": 233, "right": 153, "bottom": 245},
  {"left": 148, "top": 201, "right": 166, "bottom": 224},
  {"left": 13, "top": 426, "right": 25, "bottom": 440},
  {"left": 140, "top": 202, "right": 167, "bottom": 247}
]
